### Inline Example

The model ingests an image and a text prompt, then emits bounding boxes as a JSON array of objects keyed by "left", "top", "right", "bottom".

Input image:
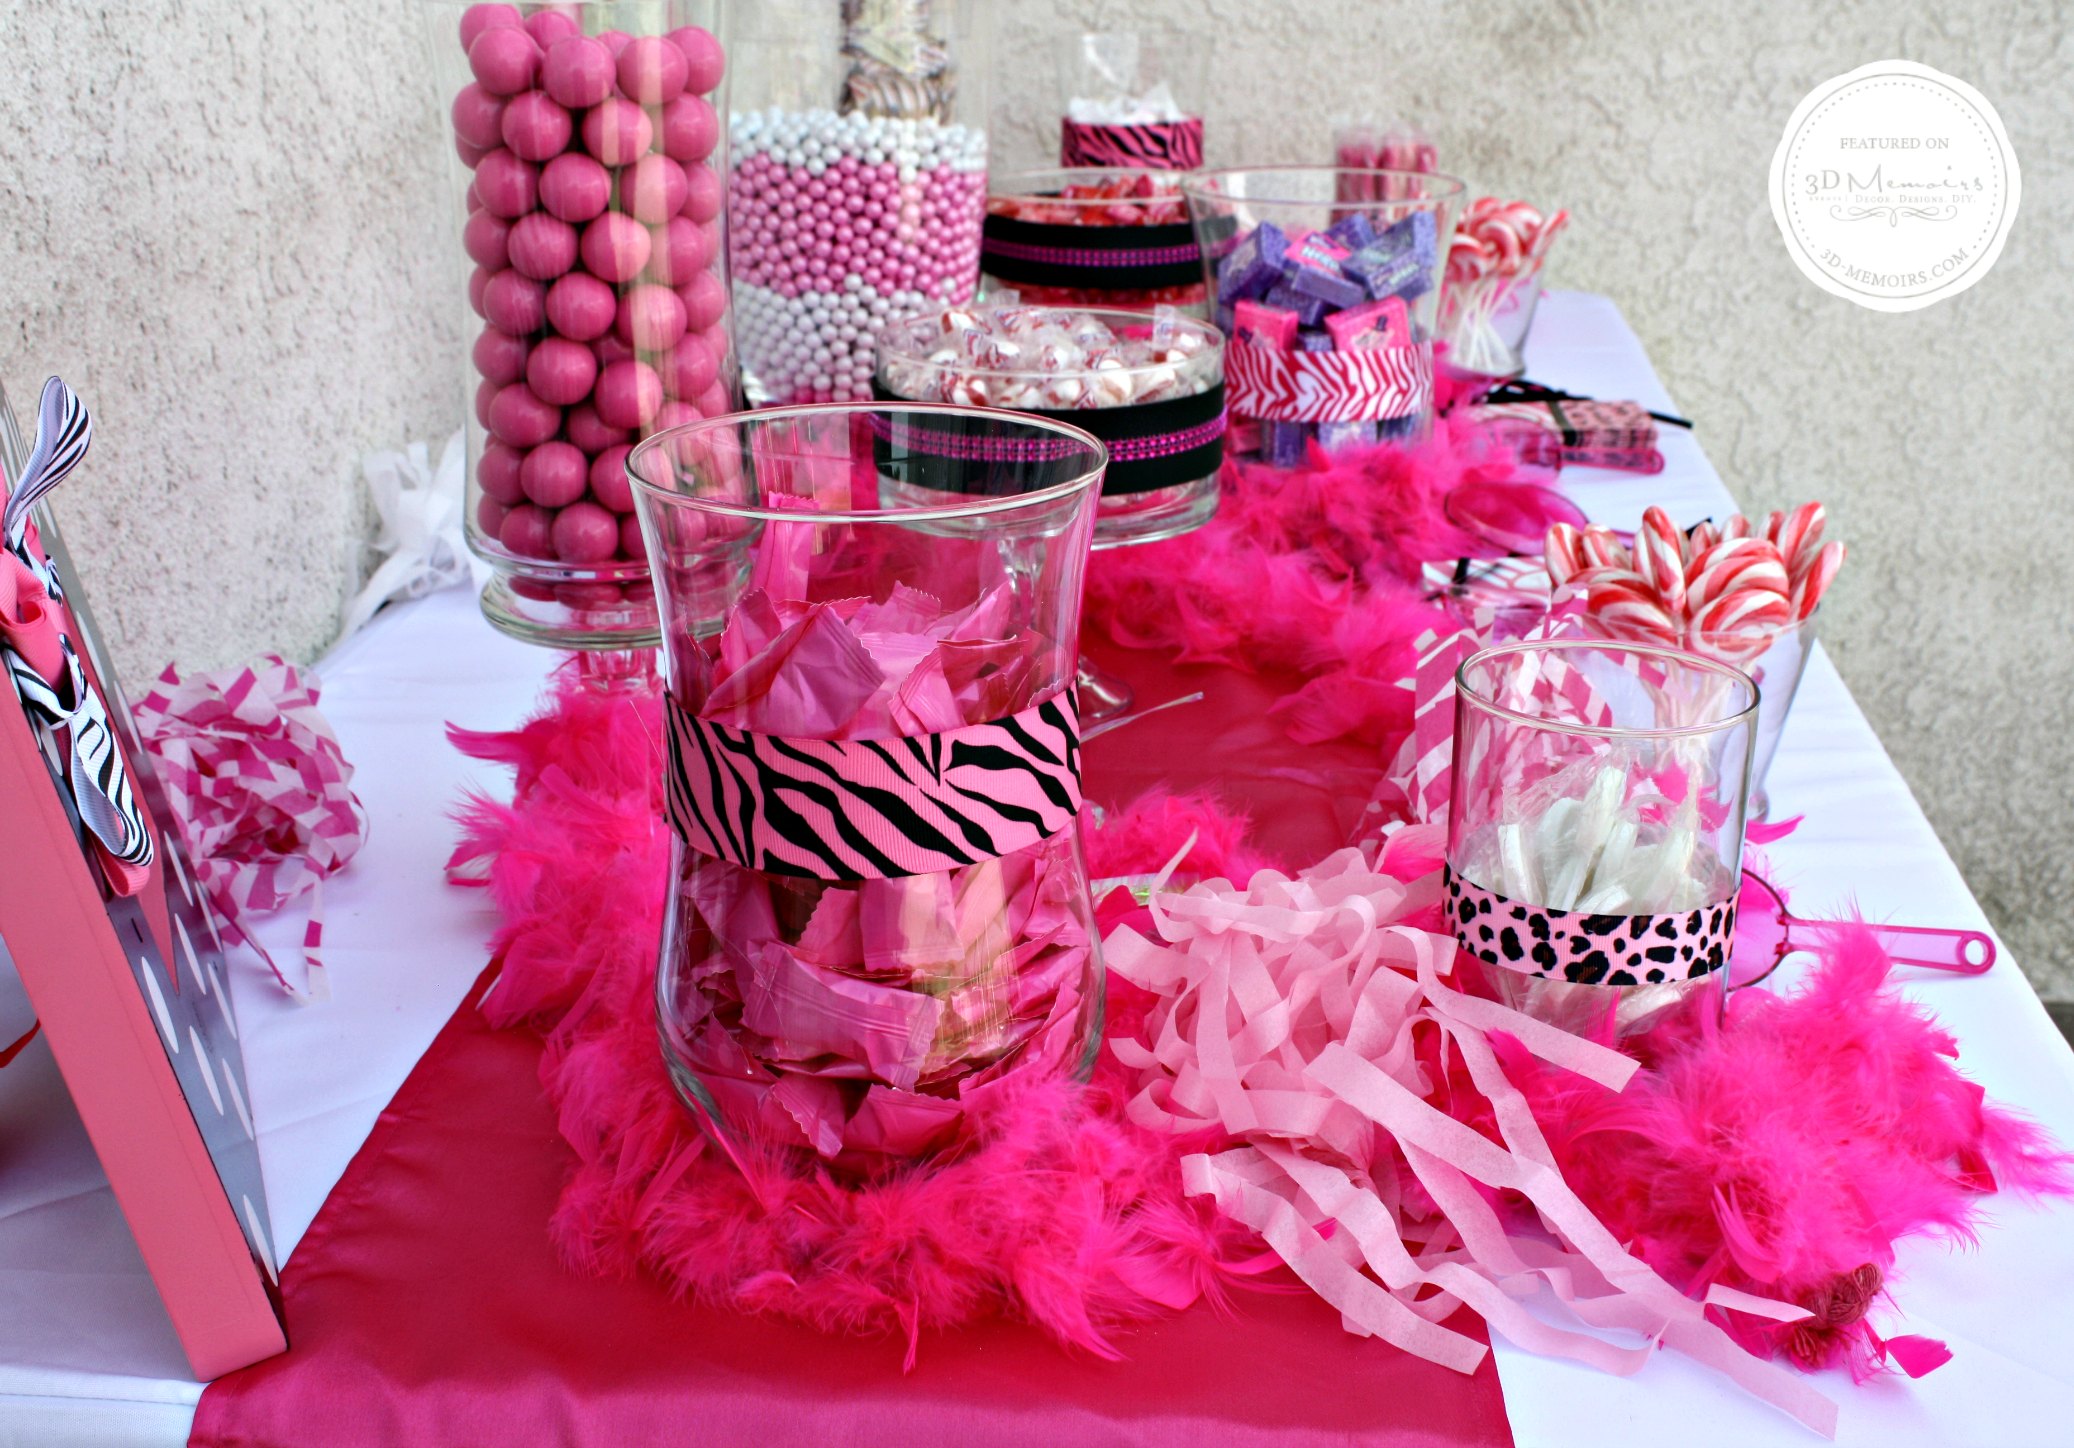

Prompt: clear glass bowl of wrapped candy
[
  {"left": 980, "top": 168, "right": 1210, "bottom": 316},
  {"left": 874, "top": 302, "right": 1225, "bottom": 548}
]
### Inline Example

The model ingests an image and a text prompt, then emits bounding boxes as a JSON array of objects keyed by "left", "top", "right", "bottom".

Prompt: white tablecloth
[{"left": 2, "top": 292, "right": 2070, "bottom": 1447}]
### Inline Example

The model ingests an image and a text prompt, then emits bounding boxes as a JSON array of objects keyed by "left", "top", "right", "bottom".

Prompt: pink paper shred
[{"left": 134, "top": 656, "right": 366, "bottom": 1001}]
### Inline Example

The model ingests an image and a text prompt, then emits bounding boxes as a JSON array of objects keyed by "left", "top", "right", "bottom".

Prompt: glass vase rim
[
  {"left": 1182, "top": 165, "right": 1468, "bottom": 209},
  {"left": 876, "top": 303, "right": 1223, "bottom": 385},
  {"left": 625, "top": 402, "right": 1109, "bottom": 524},
  {"left": 1456, "top": 638, "right": 1760, "bottom": 741}
]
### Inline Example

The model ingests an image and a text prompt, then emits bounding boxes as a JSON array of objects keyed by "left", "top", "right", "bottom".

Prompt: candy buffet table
[{"left": 3, "top": 292, "right": 2072, "bottom": 1447}]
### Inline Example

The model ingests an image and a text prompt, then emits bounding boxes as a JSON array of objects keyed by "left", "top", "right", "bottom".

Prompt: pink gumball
[
  {"left": 462, "top": 210, "right": 511, "bottom": 269},
  {"left": 581, "top": 98, "right": 653, "bottom": 167},
  {"left": 481, "top": 269, "right": 547, "bottom": 334},
  {"left": 475, "top": 494, "right": 512, "bottom": 538},
  {"left": 617, "top": 36, "right": 688, "bottom": 105},
  {"left": 679, "top": 161, "right": 721, "bottom": 223},
  {"left": 510, "top": 576, "right": 559, "bottom": 602},
  {"left": 499, "top": 503, "right": 556, "bottom": 560},
  {"left": 468, "top": 25, "right": 540, "bottom": 96},
  {"left": 465, "top": 179, "right": 482, "bottom": 212},
  {"left": 598, "top": 29, "right": 632, "bottom": 56},
  {"left": 668, "top": 26, "right": 725, "bottom": 93},
  {"left": 499, "top": 90, "right": 571, "bottom": 162},
  {"left": 459, "top": 4, "right": 521, "bottom": 50},
  {"left": 553, "top": 500, "right": 621, "bottom": 562},
  {"left": 525, "top": 335, "right": 598, "bottom": 406},
  {"left": 523, "top": 9, "right": 579, "bottom": 48},
  {"left": 653, "top": 399, "right": 699, "bottom": 435},
  {"left": 593, "top": 333, "right": 636, "bottom": 367},
  {"left": 594, "top": 359, "right": 662, "bottom": 429},
  {"left": 507, "top": 212, "right": 578, "bottom": 279},
  {"left": 625, "top": 154, "right": 687, "bottom": 225},
  {"left": 473, "top": 148, "right": 538, "bottom": 218},
  {"left": 580, "top": 212, "right": 652, "bottom": 283},
  {"left": 677, "top": 270, "right": 726, "bottom": 330},
  {"left": 541, "top": 35, "right": 615, "bottom": 109},
  {"left": 538, "top": 152, "right": 610, "bottom": 223},
  {"left": 472, "top": 326, "right": 529, "bottom": 386},
  {"left": 616, "top": 283, "right": 687, "bottom": 351},
  {"left": 479, "top": 440, "right": 527, "bottom": 503},
  {"left": 487, "top": 382, "right": 561, "bottom": 447},
  {"left": 695, "top": 381, "right": 733, "bottom": 418},
  {"left": 544, "top": 272, "right": 617, "bottom": 341},
  {"left": 566, "top": 403, "right": 630, "bottom": 453},
  {"left": 589, "top": 445, "right": 635, "bottom": 511},
  {"left": 455, "top": 136, "right": 490, "bottom": 168},
  {"left": 469, "top": 266, "right": 492, "bottom": 318},
  {"left": 451, "top": 83, "right": 507, "bottom": 149},
  {"left": 520, "top": 440, "right": 589, "bottom": 507},
  {"left": 658, "top": 94, "right": 717, "bottom": 163},
  {"left": 619, "top": 512, "right": 645, "bottom": 560},
  {"left": 558, "top": 581, "right": 626, "bottom": 608},
  {"left": 652, "top": 217, "right": 718, "bottom": 283},
  {"left": 661, "top": 332, "right": 715, "bottom": 398},
  {"left": 474, "top": 378, "right": 499, "bottom": 428}
]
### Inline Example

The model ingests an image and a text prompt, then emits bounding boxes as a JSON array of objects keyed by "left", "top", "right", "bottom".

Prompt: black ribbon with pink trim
[
  {"left": 870, "top": 383, "right": 1226, "bottom": 496},
  {"left": 981, "top": 209, "right": 1206, "bottom": 293}
]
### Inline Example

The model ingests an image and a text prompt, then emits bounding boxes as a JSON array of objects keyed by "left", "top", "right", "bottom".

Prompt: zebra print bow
[
  {"left": 2, "top": 378, "right": 92, "bottom": 554},
  {"left": 5, "top": 637, "right": 154, "bottom": 872}
]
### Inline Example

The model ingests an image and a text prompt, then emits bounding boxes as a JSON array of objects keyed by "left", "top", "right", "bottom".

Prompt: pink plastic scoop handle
[{"left": 1794, "top": 913, "right": 1997, "bottom": 975}]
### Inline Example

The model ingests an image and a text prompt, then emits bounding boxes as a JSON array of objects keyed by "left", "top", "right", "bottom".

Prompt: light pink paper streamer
[
  {"left": 133, "top": 656, "right": 366, "bottom": 1002},
  {"left": 1107, "top": 849, "right": 1837, "bottom": 1437}
]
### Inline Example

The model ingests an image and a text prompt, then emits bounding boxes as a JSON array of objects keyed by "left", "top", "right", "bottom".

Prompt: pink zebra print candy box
[{"left": 0, "top": 378, "right": 286, "bottom": 1378}]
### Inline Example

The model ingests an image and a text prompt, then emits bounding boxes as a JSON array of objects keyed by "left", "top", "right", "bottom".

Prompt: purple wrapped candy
[
  {"left": 1296, "top": 329, "right": 1334, "bottom": 353},
  {"left": 1214, "top": 302, "right": 1235, "bottom": 334},
  {"left": 1267, "top": 419, "right": 1309, "bottom": 467},
  {"left": 1344, "top": 211, "right": 1438, "bottom": 302},
  {"left": 1263, "top": 282, "right": 1328, "bottom": 327},
  {"left": 1283, "top": 233, "right": 1368, "bottom": 310},
  {"left": 1317, "top": 420, "right": 1379, "bottom": 452},
  {"left": 1216, "top": 221, "right": 1289, "bottom": 303},
  {"left": 1324, "top": 212, "right": 1378, "bottom": 252}
]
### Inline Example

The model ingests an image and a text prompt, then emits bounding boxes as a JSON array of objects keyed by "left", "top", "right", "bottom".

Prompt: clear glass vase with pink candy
[
  {"left": 424, "top": 1, "right": 737, "bottom": 660},
  {"left": 626, "top": 403, "right": 1107, "bottom": 1177},
  {"left": 725, "top": 0, "right": 991, "bottom": 407}
]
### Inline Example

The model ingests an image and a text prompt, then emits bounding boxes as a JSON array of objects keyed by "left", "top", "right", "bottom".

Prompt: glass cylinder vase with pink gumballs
[{"left": 423, "top": 0, "right": 738, "bottom": 669}]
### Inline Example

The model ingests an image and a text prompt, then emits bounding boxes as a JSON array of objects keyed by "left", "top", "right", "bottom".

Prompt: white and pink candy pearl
[{"left": 728, "top": 107, "right": 986, "bottom": 403}]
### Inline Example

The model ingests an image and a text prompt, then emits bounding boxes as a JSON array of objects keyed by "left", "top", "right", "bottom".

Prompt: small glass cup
[
  {"left": 1447, "top": 640, "right": 1757, "bottom": 1039},
  {"left": 1688, "top": 612, "right": 1818, "bottom": 820}
]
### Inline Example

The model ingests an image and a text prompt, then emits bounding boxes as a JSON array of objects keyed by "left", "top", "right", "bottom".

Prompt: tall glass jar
[
  {"left": 423, "top": 0, "right": 737, "bottom": 653},
  {"left": 725, "top": 0, "right": 992, "bottom": 405},
  {"left": 628, "top": 403, "right": 1106, "bottom": 1175}
]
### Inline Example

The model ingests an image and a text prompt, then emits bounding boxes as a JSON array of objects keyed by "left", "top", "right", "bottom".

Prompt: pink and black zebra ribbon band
[
  {"left": 665, "top": 690, "right": 1083, "bottom": 881},
  {"left": 869, "top": 383, "right": 1225, "bottom": 495},
  {"left": 981, "top": 211, "right": 1205, "bottom": 293},
  {"left": 1445, "top": 867, "right": 1738, "bottom": 985},
  {"left": 1060, "top": 117, "right": 1205, "bottom": 172},
  {"left": 1226, "top": 337, "right": 1434, "bottom": 424}
]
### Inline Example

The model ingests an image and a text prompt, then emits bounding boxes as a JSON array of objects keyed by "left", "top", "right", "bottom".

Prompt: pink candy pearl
[
  {"left": 679, "top": 162, "right": 722, "bottom": 223},
  {"left": 520, "top": 440, "right": 589, "bottom": 507},
  {"left": 566, "top": 403, "right": 629, "bottom": 454},
  {"left": 616, "top": 283, "right": 687, "bottom": 351},
  {"left": 499, "top": 90, "right": 571, "bottom": 162},
  {"left": 619, "top": 512, "right": 645, "bottom": 560},
  {"left": 506, "top": 212, "right": 577, "bottom": 279},
  {"left": 580, "top": 212, "right": 651, "bottom": 283},
  {"left": 541, "top": 35, "right": 615, "bottom": 109},
  {"left": 552, "top": 501, "right": 621, "bottom": 562},
  {"left": 481, "top": 268, "right": 547, "bottom": 334},
  {"left": 617, "top": 35, "right": 687, "bottom": 105},
  {"left": 642, "top": 216, "right": 702, "bottom": 284},
  {"left": 476, "top": 494, "right": 512, "bottom": 538},
  {"left": 478, "top": 440, "right": 527, "bottom": 503},
  {"left": 451, "top": 83, "right": 506, "bottom": 149},
  {"left": 522, "top": 9, "right": 579, "bottom": 48},
  {"left": 677, "top": 270, "right": 726, "bottom": 330},
  {"left": 625, "top": 154, "right": 687, "bottom": 225},
  {"left": 597, "top": 29, "right": 632, "bottom": 57},
  {"left": 462, "top": 210, "right": 511, "bottom": 269},
  {"left": 581, "top": 99, "right": 653, "bottom": 167},
  {"left": 668, "top": 26, "right": 725, "bottom": 93},
  {"left": 659, "top": 95, "right": 718, "bottom": 163},
  {"left": 472, "top": 325, "right": 529, "bottom": 386},
  {"left": 662, "top": 333, "right": 716, "bottom": 398},
  {"left": 473, "top": 148, "right": 538, "bottom": 218},
  {"left": 499, "top": 503, "right": 556, "bottom": 560},
  {"left": 595, "top": 359, "right": 662, "bottom": 429},
  {"left": 544, "top": 272, "right": 617, "bottom": 341},
  {"left": 487, "top": 382, "right": 560, "bottom": 447},
  {"left": 695, "top": 381, "right": 732, "bottom": 418},
  {"left": 525, "top": 335, "right": 598, "bottom": 406},
  {"left": 475, "top": 378, "right": 499, "bottom": 428},
  {"left": 589, "top": 444, "right": 635, "bottom": 511},
  {"left": 557, "top": 581, "right": 625, "bottom": 608},
  {"left": 538, "top": 152, "right": 610, "bottom": 223},
  {"left": 469, "top": 265, "right": 491, "bottom": 318},
  {"left": 458, "top": 3, "right": 520, "bottom": 50},
  {"left": 592, "top": 333, "right": 636, "bottom": 367},
  {"left": 467, "top": 26, "right": 540, "bottom": 96}
]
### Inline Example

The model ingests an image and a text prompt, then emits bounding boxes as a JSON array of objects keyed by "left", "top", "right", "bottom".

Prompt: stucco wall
[{"left": 1, "top": 1, "right": 2068, "bottom": 993}]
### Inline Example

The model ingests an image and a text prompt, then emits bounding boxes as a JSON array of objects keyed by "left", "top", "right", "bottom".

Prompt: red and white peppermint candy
[
  {"left": 1767, "top": 500, "right": 1826, "bottom": 574},
  {"left": 1792, "top": 540, "right": 1846, "bottom": 621},
  {"left": 1584, "top": 569, "right": 1681, "bottom": 645},
  {"left": 1683, "top": 536, "right": 1790, "bottom": 620},
  {"left": 1577, "top": 524, "right": 1628, "bottom": 572},
  {"left": 1543, "top": 522, "right": 1587, "bottom": 585},
  {"left": 1690, "top": 584, "right": 1794, "bottom": 643},
  {"left": 1635, "top": 507, "right": 1688, "bottom": 616}
]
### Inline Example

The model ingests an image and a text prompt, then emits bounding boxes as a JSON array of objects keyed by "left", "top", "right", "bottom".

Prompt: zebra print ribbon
[
  {"left": 665, "top": 689, "right": 1083, "bottom": 880},
  {"left": 5, "top": 637, "right": 154, "bottom": 873},
  {"left": 2, "top": 378, "right": 91, "bottom": 553}
]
